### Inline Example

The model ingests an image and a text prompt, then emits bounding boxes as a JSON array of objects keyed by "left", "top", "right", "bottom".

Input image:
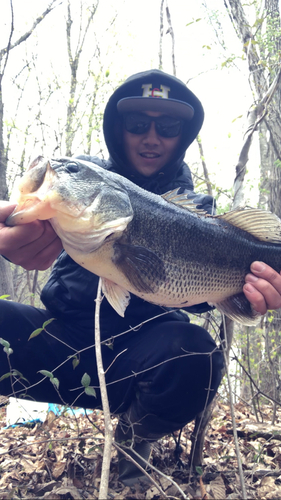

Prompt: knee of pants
[
  {"left": 135, "top": 320, "right": 224, "bottom": 383},
  {"left": 132, "top": 321, "right": 224, "bottom": 426}
]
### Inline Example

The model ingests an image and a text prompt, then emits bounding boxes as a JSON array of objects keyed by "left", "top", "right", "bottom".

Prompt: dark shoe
[{"left": 115, "top": 420, "right": 152, "bottom": 486}]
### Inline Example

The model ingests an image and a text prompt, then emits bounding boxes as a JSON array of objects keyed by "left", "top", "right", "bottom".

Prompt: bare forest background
[{"left": 1, "top": 0, "right": 281, "bottom": 493}]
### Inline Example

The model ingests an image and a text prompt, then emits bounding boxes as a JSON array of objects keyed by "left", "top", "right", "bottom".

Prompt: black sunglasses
[{"left": 123, "top": 112, "right": 183, "bottom": 138}]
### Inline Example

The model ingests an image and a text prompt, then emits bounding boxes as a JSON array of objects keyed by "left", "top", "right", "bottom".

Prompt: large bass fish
[{"left": 6, "top": 157, "right": 281, "bottom": 325}]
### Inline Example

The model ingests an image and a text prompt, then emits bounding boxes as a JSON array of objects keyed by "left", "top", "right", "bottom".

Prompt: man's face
[{"left": 122, "top": 111, "right": 182, "bottom": 177}]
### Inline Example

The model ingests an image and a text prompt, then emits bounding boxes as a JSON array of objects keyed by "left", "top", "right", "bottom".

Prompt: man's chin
[{"left": 134, "top": 161, "right": 164, "bottom": 177}]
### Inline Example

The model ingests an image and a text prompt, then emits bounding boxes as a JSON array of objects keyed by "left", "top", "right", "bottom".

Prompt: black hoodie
[{"left": 41, "top": 70, "right": 214, "bottom": 338}]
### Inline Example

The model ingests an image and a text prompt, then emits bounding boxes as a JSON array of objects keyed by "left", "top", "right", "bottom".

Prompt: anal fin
[
  {"left": 211, "top": 292, "right": 261, "bottom": 326},
  {"left": 101, "top": 278, "right": 130, "bottom": 317}
]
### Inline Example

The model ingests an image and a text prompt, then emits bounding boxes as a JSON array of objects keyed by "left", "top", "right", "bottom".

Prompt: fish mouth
[
  {"left": 6, "top": 196, "right": 57, "bottom": 226},
  {"left": 6, "top": 156, "right": 134, "bottom": 238},
  {"left": 6, "top": 158, "right": 59, "bottom": 226}
]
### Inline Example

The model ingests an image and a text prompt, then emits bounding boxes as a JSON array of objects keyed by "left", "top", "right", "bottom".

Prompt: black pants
[{"left": 0, "top": 300, "right": 224, "bottom": 435}]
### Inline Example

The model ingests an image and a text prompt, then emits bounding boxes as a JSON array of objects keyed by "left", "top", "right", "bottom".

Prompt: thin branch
[
  {"left": 222, "top": 334, "right": 248, "bottom": 499},
  {"left": 0, "top": 0, "right": 61, "bottom": 58},
  {"left": 196, "top": 136, "right": 213, "bottom": 196},
  {"left": 232, "top": 352, "right": 281, "bottom": 407},
  {"left": 0, "top": 0, "right": 14, "bottom": 79},
  {"left": 94, "top": 279, "right": 113, "bottom": 500}
]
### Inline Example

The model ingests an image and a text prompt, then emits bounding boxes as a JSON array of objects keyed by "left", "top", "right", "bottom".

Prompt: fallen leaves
[{"left": 0, "top": 400, "right": 281, "bottom": 498}]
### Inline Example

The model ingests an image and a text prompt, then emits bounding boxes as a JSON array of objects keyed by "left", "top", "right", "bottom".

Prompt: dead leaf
[
  {"left": 43, "top": 493, "right": 61, "bottom": 500},
  {"left": 158, "top": 476, "right": 173, "bottom": 490},
  {"left": 73, "top": 477, "right": 84, "bottom": 489},
  {"left": 0, "top": 470, "right": 22, "bottom": 489},
  {"left": 54, "top": 447, "right": 64, "bottom": 462},
  {"left": 146, "top": 485, "right": 162, "bottom": 499},
  {"left": 257, "top": 476, "right": 281, "bottom": 499},
  {"left": 44, "top": 410, "right": 56, "bottom": 429},
  {"left": 260, "top": 476, "right": 276, "bottom": 487},
  {"left": 208, "top": 474, "right": 226, "bottom": 499},
  {"left": 21, "top": 458, "right": 37, "bottom": 474},
  {"left": 200, "top": 475, "right": 208, "bottom": 499},
  {"left": 35, "top": 459, "right": 46, "bottom": 471},
  {"left": 34, "top": 480, "right": 60, "bottom": 495},
  {"left": 52, "top": 460, "right": 66, "bottom": 479},
  {"left": 265, "top": 487, "right": 281, "bottom": 499},
  {"left": 54, "top": 485, "right": 82, "bottom": 499}
]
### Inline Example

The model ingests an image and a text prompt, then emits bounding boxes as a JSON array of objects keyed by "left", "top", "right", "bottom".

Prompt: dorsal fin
[
  {"left": 162, "top": 189, "right": 207, "bottom": 216},
  {"left": 216, "top": 208, "right": 281, "bottom": 243}
]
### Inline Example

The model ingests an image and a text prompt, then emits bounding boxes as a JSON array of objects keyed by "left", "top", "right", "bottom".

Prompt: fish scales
[
  {"left": 6, "top": 157, "right": 281, "bottom": 325},
  {"left": 118, "top": 190, "right": 276, "bottom": 303}
]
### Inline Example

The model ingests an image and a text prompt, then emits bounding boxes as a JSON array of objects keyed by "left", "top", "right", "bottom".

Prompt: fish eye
[{"left": 65, "top": 162, "right": 80, "bottom": 173}]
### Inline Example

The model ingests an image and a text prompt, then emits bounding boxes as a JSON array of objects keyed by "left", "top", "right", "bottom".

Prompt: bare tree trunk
[
  {"left": 65, "top": 0, "right": 99, "bottom": 156},
  {"left": 0, "top": 1, "right": 58, "bottom": 297},
  {"left": 165, "top": 1, "right": 176, "bottom": 76},
  {"left": 159, "top": 0, "right": 164, "bottom": 70},
  {"left": 158, "top": 0, "right": 176, "bottom": 75},
  {"left": 224, "top": 0, "right": 281, "bottom": 426}
]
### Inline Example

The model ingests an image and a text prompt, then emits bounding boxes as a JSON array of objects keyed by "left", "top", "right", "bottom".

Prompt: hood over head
[{"left": 103, "top": 69, "right": 204, "bottom": 188}]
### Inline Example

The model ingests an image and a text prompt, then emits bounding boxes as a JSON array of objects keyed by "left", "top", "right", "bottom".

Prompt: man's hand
[
  {"left": 0, "top": 201, "right": 63, "bottom": 270},
  {"left": 244, "top": 262, "right": 281, "bottom": 315}
]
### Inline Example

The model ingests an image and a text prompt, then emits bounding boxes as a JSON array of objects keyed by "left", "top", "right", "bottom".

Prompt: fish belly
[{"left": 64, "top": 238, "right": 244, "bottom": 308}]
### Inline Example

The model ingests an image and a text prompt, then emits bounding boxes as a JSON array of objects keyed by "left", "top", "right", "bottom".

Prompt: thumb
[{"left": 0, "top": 202, "right": 17, "bottom": 223}]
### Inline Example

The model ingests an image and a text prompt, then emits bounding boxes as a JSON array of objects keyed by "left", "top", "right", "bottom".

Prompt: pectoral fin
[
  {"left": 113, "top": 242, "right": 166, "bottom": 294},
  {"left": 101, "top": 278, "right": 131, "bottom": 317},
  {"left": 212, "top": 292, "right": 261, "bottom": 326}
]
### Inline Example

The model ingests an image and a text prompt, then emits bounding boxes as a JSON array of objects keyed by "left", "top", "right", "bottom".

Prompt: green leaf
[
  {"left": 51, "top": 377, "right": 60, "bottom": 389},
  {"left": 85, "top": 386, "right": 96, "bottom": 397},
  {"left": 186, "top": 17, "right": 201, "bottom": 27},
  {"left": 196, "top": 466, "right": 203, "bottom": 475},
  {"left": 72, "top": 356, "right": 80, "bottom": 369},
  {"left": 232, "top": 115, "right": 243, "bottom": 123},
  {"left": 0, "top": 372, "right": 12, "bottom": 382},
  {"left": 28, "top": 328, "right": 43, "bottom": 340},
  {"left": 0, "top": 295, "right": 10, "bottom": 300},
  {"left": 42, "top": 318, "right": 56, "bottom": 329},
  {"left": 11, "top": 369, "right": 29, "bottom": 383},
  {"left": 0, "top": 338, "right": 10, "bottom": 349},
  {"left": 39, "top": 370, "right": 54, "bottom": 379},
  {"left": 4, "top": 347, "right": 13, "bottom": 355},
  {"left": 81, "top": 372, "right": 91, "bottom": 388}
]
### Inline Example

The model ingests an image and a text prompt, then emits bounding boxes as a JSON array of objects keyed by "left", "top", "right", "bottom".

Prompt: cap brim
[{"left": 117, "top": 97, "right": 194, "bottom": 120}]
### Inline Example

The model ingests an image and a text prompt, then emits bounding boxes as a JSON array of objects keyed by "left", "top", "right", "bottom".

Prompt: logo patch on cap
[{"left": 142, "top": 84, "right": 170, "bottom": 99}]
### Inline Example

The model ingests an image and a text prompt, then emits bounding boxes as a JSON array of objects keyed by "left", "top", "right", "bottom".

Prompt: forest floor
[{"left": 0, "top": 398, "right": 281, "bottom": 499}]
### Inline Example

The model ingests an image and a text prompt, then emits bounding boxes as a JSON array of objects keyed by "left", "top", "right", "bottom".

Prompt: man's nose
[{"left": 143, "top": 122, "right": 161, "bottom": 144}]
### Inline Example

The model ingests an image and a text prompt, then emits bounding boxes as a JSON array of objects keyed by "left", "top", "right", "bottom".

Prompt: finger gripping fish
[{"left": 6, "top": 157, "right": 281, "bottom": 325}]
